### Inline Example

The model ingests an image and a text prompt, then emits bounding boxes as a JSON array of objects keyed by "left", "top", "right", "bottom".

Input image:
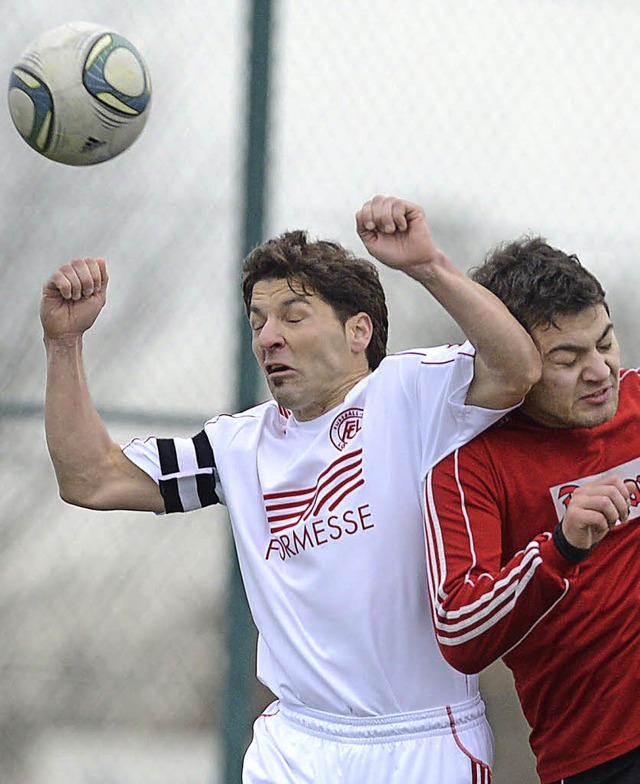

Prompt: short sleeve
[{"left": 122, "top": 429, "right": 223, "bottom": 513}]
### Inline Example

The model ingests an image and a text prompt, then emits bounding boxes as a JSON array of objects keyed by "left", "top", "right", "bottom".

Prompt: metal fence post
[{"left": 222, "top": 1, "right": 274, "bottom": 782}]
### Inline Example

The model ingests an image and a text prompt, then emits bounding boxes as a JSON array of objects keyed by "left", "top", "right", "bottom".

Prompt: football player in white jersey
[{"left": 41, "top": 195, "right": 540, "bottom": 783}]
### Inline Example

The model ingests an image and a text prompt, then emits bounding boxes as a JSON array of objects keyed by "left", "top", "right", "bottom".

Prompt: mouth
[
  {"left": 580, "top": 385, "right": 612, "bottom": 405},
  {"left": 265, "top": 362, "right": 295, "bottom": 380}
]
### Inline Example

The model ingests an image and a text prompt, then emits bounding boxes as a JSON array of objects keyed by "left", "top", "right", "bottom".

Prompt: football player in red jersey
[{"left": 428, "top": 237, "right": 640, "bottom": 784}]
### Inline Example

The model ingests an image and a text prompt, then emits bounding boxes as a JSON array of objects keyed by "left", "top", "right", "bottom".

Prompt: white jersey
[{"left": 123, "top": 342, "right": 512, "bottom": 717}]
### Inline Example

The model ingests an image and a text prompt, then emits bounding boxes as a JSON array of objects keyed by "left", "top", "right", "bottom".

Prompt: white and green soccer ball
[{"left": 8, "top": 21, "right": 152, "bottom": 166}]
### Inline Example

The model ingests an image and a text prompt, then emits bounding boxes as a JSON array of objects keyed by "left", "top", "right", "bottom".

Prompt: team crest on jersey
[
  {"left": 330, "top": 407, "right": 363, "bottom": 451},
  {"left": 549, "top": 455, "right": 640, "bottom": 522}
]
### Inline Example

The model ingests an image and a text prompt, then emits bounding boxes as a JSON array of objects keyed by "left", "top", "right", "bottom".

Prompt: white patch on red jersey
[{"left": 549, "top": 455, "right": 640, "bottom": 522}]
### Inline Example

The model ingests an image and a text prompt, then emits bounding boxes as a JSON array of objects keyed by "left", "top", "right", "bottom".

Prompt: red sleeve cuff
[{"left": 538, "top": 531, "right": 582, "bottom": 578}]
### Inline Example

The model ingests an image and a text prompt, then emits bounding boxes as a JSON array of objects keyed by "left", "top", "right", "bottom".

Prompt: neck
[{"left": 293, "top": 368, "right": 371, "bottom": 421}]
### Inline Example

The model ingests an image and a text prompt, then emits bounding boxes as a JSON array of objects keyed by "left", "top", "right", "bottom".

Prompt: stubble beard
[
  {"left": 269, "top": 376, "right": 297, "bottom": 409},
  {"left": 574, "top": 385, "right": 619, "bottom": 429}
]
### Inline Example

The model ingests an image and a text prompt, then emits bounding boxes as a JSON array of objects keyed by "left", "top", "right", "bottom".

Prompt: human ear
[{"left": 347, "top": 312, "right": 373, "bottom": 354}]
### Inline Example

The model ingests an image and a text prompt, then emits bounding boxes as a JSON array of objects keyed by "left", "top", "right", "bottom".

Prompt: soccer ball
[{"left": 7, "top": 21, "right": 152, "bottom": 166}]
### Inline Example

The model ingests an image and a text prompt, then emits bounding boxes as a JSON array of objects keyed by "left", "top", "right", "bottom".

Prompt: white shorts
[{"left": 242, "top": 694, "right": 493, "bottom": 784}]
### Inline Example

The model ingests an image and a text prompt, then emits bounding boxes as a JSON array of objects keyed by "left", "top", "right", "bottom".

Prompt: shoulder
[
  {"left": 373, "top": 342, "right": 474, "bottom": 382},
  {"left": 455, "top": 412, "right": 533, "bottom": 458},
  {"left": 204, "top": 400, "right": 284, "bottom": 437},
  {"left": 620, "top": 368, "right": 640, "bottom": 390},
  {"left": 615, "top": 369, "right": 640, "bottom": 409},
  {"left": 382, "top": 341, "right": 474, "bottom": 367},
  {"left": 612, "top": 369, "right": 640, "bottom": 418}
]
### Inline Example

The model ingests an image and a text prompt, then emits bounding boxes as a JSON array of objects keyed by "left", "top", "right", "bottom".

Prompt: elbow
[
  {"left": 58, "top": 485, "right": 93, "bottom": 509},
  {"left": 439, "top": 643, "right": 488, "bottom": 675},
  {"left": 435, "top": 596, "right": 504, "bottom": 674},
  {"left": 438, "top": 639, "right": 492, "bottom": 675},
  {"left": 502, "top": 352, "right": 542, "bottom": 405},
  {"left": 515, "top": 348, "right": 542, "bottom": 392},
  {"left": 56, "top": 476, "right": 104, "bottom": 510},
  {"left": 523, "top": 351, "right": 543, "bottom": 390},
  {"left": 518, "top": 345, "right": 543, "bottom": 394},
  {"left": 472, "top": 347, "right": 542, "bottom": 410},
  {"left": 58, "top": 486, "right": 74, "bottom": 505},
  {"left": 57, "top": 477, "right": 79, "bottom": 506}
]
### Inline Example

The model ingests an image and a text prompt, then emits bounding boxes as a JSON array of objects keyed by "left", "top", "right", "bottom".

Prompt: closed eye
[{"left": 553, "top": 354, "right": 578, "bottom": 367}]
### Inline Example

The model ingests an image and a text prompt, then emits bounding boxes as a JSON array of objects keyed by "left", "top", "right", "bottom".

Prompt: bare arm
[
  {"left": 356, "top": 195, "right": 541, "bottom": 409},
  {"left": 42, "top": 257, "right": 164, "bottom": 512}
]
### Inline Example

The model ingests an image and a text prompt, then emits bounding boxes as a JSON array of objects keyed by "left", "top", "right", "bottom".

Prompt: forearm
[
  {"left": 428, "top": 451, "right": 577, "bottom": 672},
  {"left": 45, "top": 335, "right": 113, "bottom": 501},
  {"left": 410, "top": 253, "right": 541, "bottom": 404},
  {"left": 432, "top": 534, "right": 574, "bottom": 673},
  {"left": 44, "top": 336, "right": 145, "bottom": 509}
]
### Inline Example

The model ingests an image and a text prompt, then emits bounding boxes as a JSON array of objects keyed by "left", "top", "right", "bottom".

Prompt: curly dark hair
[
  {"left": 469, "top": 236, "right": 608, "bottom": 332},
  {"left": 242, "top": 230, "right": 389, "bottom": 370}
]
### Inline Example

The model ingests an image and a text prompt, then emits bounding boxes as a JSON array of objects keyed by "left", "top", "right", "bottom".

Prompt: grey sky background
[{"left": 2, "top": 1, "right": 640, "bottom": 415}]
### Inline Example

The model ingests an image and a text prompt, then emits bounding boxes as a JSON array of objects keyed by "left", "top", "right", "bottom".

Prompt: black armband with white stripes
[
  {"left": 157, "top": 431, "right": 219, "bottom": 513},
  {"left": 552, "top": 522, "right": 592, "bottom": 563}
]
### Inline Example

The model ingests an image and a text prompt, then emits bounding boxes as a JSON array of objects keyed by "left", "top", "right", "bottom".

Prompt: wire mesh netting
[{"left": 2, "top": 1, "right": 640, "bottom": 782}]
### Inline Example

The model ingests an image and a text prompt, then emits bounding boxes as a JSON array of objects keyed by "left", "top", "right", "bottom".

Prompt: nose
[
  {"left": 256, "top": 316, "right": 285, "bottom": 351},
  {"left": 582, "top": 349, "right": 611, "bottom": 382}
]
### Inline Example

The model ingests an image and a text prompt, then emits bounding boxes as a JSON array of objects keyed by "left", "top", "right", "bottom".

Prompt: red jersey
[{"left": 426, "top": 368, "right": 640, "bottom": 783}]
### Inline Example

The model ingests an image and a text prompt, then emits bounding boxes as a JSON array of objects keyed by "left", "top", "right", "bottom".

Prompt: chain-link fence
[{"left": 3, "top": 1, "right": 640, "bottom": 782}]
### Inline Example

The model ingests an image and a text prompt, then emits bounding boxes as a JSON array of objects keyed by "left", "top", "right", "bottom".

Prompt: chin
[
  {"left": 270, "top": 388, "right": 296, "bottom": 410},
  {"left": 575, "top": 402, "right": 618, "bottom": 429}
]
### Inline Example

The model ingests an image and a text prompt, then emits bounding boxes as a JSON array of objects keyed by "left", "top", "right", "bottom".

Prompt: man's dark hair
[
  {"left": 242, "top": 230, "right": 389, "bottom": 370},
  {"left": 469, "top": 236, "right": 608, "bottom": 332}
]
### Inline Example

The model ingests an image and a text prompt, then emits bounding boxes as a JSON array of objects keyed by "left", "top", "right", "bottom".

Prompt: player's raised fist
[
  {"left": 41, "top": 257, "right": 108, "bottom": 340},
  {"left": 355, "top": 195, "right": 443, "bottom": 279}
]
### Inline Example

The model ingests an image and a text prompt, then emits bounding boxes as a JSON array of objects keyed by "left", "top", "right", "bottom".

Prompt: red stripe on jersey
[
  {"left": 424, "top": 455, "right": 561, "bottom": 650},
  {"left": 264, "top": 486, "right": 316, "bottom": 501},
  {"left": 304, "top": 454, "right": 363, "bottom": 519},
  {"left": 327, "top": 477, "right": 365, "bottom": 511},
  {"left": 264, "top": 449, "right": 364, "bottom": 532},
  {"left": 263, "top": 450, "right": 362, "bottom": 501},
  {"left": 423, "top": 447, "right": 572, "bottom": 675}
]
